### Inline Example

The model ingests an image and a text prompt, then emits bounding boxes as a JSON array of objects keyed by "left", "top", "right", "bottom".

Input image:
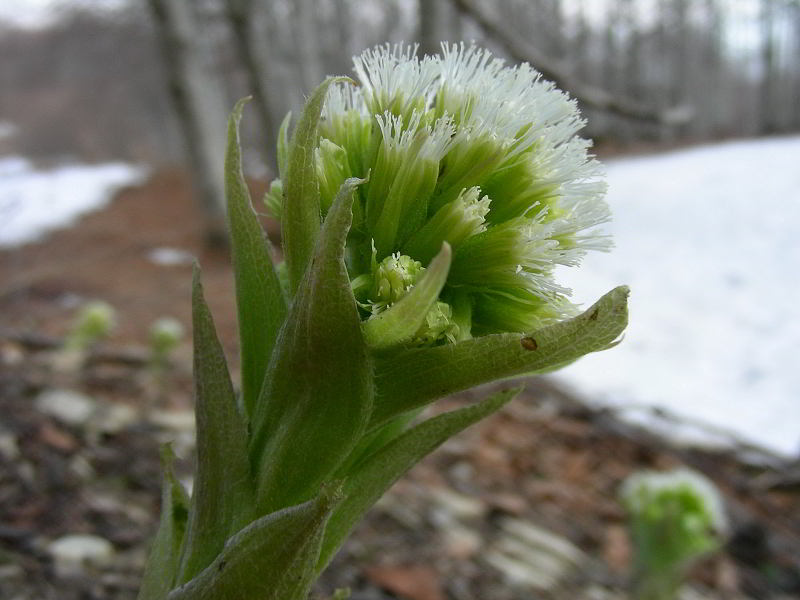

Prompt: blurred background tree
[{"left": 1, "top": 0, "right": 798, "bottom": 225}]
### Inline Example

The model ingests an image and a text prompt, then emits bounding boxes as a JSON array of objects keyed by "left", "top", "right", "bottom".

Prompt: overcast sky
[{"left": 0, "top": 0, "right": 127, "bottom": 28}]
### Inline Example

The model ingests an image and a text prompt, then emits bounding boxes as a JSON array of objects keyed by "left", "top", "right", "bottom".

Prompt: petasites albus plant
[
  {"left": 137, "top": 43, "right": 629, "bottom": 600},
  {"left": 621, "top": 469, "right": 728, "bottom": 600}
]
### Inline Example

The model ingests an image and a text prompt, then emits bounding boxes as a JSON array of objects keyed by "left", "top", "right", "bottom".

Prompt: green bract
[
  {"left": 138, "top": 44, "right": 629, "bottom": 600},
  {"left": 268, "top": 43, "right": 611, "bottom": 344}
]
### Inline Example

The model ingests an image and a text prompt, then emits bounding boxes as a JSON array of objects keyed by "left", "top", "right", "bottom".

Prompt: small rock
[
  {"left": 486, "top": 518, "right": 587, "bottom": 591},
  {"left": 0, "top": 429, "right": 20, "bottom": 460},
  {"left": 498, "top": 517, "right": 586, "bottom": 566},
  {"left": 92, "top": 403, "right": 139, "bottom": 434},
  {"left": 442, "top": 524, "right": 482, "bottom": 559},
  {"left": 428, "top": 488, "right": 486, "bottom": 521},
  {"left": 0, "top": 563, "right": 24, "bottom": 579},
  {"left": 47, "top": 534, "right": 114, "bottom": 577},
  {"left": 69, "top": 454, "right": 96, "bottom": 480},
  {"left": 448, "top": 461, "right": 475, "bottom": 483},
  {"left": 147, "top": 246, "right": 195, "bottom": 266},
  {"left": 0, "top": 340, "right": 24, "bottom": 366},
  {"left": 36, "top": 389, "right": 95, "bottom": 426},
  {"left": 149, "top": 409, "right": 195, "bottom": 432},
  {"left": 485, "top": 491, "right": 528, "bottom": 516},
  {"left": 484, "top": 548, "right": 561, "bottom": 590}
]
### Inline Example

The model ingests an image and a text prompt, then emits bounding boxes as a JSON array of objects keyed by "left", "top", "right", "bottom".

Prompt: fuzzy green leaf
[
  {"left": 283, "top": 77, "right": 353, "bottom": 294},
  {"left": 317, "top": 387, "right": 520, "bottom": 571},
  {"left": 370, "top": 286, "right": 629, "bottom": 428},
  {"left": 362, "top": 242, "right": 452, "bottom": 349},
  {"left": 167, "top": 490, "right": 339, "bottom": 600},
  {"left": 176, "top": 266, "right": 255, "bottom": 584},
  {"left": 251, "top": 177, "right": 372, "bottom": 514},
  {"left": 276, "top": 111, "right": 291, "bottom": 181},
  {"left": 137, "top": 446, "right": 189, "bottom": 600},
  {"left": 226, "top": 98, "right": 287, "bottom": 418}
]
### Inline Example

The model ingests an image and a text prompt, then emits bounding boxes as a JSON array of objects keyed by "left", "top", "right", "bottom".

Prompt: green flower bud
[
  {"left": 413, "top": 300, "right": 460, "bottom": 345},
  {"left": 363, "top": 243, "right": 452, "bottom": 348},
  {"left": 371, "top": 252, "right": 424, "bottom": 308}
]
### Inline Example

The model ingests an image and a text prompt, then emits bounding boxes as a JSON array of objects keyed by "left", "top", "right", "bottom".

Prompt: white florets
[{"left": 312, "top": 42, "right": 613, "bottom": 335}]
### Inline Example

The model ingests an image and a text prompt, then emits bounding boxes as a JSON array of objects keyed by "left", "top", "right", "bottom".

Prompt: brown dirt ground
[{"left": 0, "top": 171, "right": 798, "bottom": 599}]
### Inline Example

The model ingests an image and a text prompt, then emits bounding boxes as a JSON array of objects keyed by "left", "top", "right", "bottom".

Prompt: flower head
[{"left": 270, "top": 43, "right": 610, "bottom": 344}]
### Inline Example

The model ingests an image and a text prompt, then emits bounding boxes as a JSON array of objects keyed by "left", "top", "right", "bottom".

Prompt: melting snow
[
  {"left": 0, "top": 156, "right": 146, "bottom": 247},
  {"left": 556, "top": 135, "right": 800, "bottom": 459}
]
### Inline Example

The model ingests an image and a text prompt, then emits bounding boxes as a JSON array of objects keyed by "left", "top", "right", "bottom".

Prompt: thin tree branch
[{"left": 450, "top": 0, "right": 692, "bottom": 125}]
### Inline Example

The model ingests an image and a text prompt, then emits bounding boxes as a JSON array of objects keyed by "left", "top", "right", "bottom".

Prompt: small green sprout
[
  {"left": 147, "top": 317, "right": 185, "bottom": 403},
  {"left": 64, "top": 300, "right": 116, "bottom": 353},
  {"left": 621, "top": 468, "right": 728, "bottom": 600},
  {"left": 149, "top": 317, "right": 185, "bottom": 367}
]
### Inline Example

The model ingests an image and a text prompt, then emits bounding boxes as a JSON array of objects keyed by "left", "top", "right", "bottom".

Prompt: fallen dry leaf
[{"left": 366, "top": 564, "right": 445, "bottom": 600}]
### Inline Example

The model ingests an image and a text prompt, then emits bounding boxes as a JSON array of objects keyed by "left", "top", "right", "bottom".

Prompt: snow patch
[
  {"left": 556, "top": 135, "right": 800, "bottom": 459},
  {"left": 147, "top": 246, "right": 195, "bottom": 266},
  {"left": 0, "top": 156, "right": 146, "bottom": 247}
]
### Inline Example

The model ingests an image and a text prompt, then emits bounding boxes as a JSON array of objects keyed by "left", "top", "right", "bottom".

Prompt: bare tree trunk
[
  {"left": 571, "top": 0, "right": 590, "bottom": 80},
  {"left": 793, "top": 1, "right": 800, "bottom": 129},
  {"left": 760, "top": 0, "right": 778, "bottom": 133},
  {"left": 147, "top": 0, "right": 228, "bottom": 240},
  {"left": 225, "top": 0, "right": 280, "bottom": 167},
  {"left": 419, "top": 0, "right": 462, "bottom": 57},
  {"left": 334, "top": 0, "right": 354, "bottom": 65},
  {"left": 699, "top": 0, "right": 724, "bottom": 137},
  {"left": 543, "top": 0, "right": 564, "bottom": 57},
  {"left": 294, "top": 0, "right": 324, "bottom": 93},
  {"left": 419, "top": 0, "right": 444, "bottom": 57}
]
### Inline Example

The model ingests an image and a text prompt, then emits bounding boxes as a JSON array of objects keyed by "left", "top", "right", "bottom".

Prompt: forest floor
[{"left": 0, "top": 170, "right": 798, "bottom": 600}]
